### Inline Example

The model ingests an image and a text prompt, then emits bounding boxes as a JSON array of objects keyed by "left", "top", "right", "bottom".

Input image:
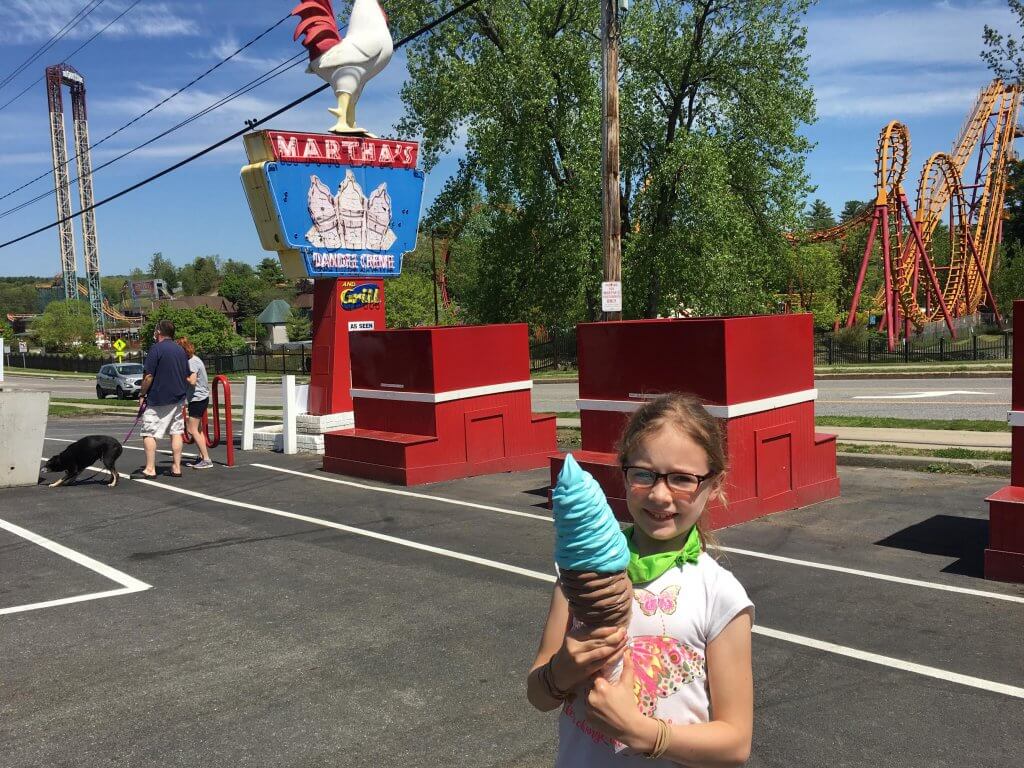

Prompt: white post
[
  {"left": 241, "top": 375, "right": 256, "bottom": 450},
  {"left": 282, "top": 374, "right": 297, "bottom": 454},
  {"left": 0, "top": 337, "right": 4, "bottom": 383}
]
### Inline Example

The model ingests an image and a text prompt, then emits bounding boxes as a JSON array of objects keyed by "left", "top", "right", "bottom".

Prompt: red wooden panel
[
  {"left": 432, "top": 324, "right": 531, "bottom": 392},
  {"left": 465, "top": 409, "right": 506, "bottom": 464},
  {"left": 755, "top": 425, "right": 794, "bottom": 501},
  {"left": 722, "top": 315, "right": 814, "bottom": 404},
  {"left": 350, "top": 328, "right": 435, "bottom": 391}
]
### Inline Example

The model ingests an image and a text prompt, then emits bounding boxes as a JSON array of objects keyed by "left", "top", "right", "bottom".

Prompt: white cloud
[
  {"left": 806, "top": 0, "right": 1014, "bottom": 74},
  {"left": 0, "top": 0, "right": 200, "bottom": 44}
]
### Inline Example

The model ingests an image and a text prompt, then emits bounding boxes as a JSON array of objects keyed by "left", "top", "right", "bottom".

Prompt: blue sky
[{"left": 0, "top": 0, "right": 1015, "bottom": 278}]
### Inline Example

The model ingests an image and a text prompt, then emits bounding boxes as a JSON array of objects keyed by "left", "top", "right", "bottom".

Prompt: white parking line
[
  {"left": 133, "top": 477, "right": 1024, "bottom": 699},
  {"left": 0, "top": 518, "right": 151, "bottom": 616},
  {"left": 253, "top": 464, "right": 1024, "bottom": 605}
]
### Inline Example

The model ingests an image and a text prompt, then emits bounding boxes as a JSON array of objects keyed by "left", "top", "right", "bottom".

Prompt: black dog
[{"left": 44, "top": 436, "right": 123, "bottom": 487}]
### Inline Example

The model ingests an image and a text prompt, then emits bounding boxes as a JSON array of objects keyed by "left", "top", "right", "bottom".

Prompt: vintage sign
[
  {"left": 340, "top": 281, "right": 382, "bottom": 311},
  {"left": 241, "top": 130, "right": 424, "bottom": 280}
]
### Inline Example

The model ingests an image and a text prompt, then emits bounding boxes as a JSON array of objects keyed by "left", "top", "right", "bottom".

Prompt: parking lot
[{"left": 2, "top": 414, "right": 1022, "bottom": 767}]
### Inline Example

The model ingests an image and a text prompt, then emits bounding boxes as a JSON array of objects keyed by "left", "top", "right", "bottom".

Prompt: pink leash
[{"left": 124, "top": 400, "right": 146, "bottom": 443}]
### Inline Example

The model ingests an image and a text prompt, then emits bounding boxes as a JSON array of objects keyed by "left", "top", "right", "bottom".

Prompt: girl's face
[{"left": 624, "top": 423, "right": 719, "bottom": 553}]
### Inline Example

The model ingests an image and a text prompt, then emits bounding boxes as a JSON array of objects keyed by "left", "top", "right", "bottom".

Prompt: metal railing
[{"left": 815, "top": 333, "right": 1012, "bottom": 365}]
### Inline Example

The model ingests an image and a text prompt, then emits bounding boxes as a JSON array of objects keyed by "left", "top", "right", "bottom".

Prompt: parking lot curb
[{"left": 836, "top": 451, "right": 1010, "bottom": 476}]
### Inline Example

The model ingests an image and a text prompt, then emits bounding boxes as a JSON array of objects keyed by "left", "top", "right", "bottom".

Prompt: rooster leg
[{"left": 327, "top": 92, "right": 356, "bottom": 134}]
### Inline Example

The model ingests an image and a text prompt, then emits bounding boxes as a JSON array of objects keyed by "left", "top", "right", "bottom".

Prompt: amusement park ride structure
[
  {"left": 791, "top": 80, "right": 1023, "bottom": 351},
  {"left": 45, "top": 63, "right": 109, "bottom": 333}
]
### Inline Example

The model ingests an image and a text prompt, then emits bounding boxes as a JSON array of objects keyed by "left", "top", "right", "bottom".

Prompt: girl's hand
[
  {"left": 584, "top": 649, "right": 650, "bottom": 747},
  {"left": 550, "top": 625, "right": 628, "bottom": 692}
]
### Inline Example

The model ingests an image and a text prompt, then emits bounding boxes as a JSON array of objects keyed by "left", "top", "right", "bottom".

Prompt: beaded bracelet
[{"left": 646, "top": 718, "right": 672, "bottom": 760}]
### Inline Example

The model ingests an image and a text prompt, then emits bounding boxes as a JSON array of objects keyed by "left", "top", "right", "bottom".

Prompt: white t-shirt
[
  {"left": 556, "top": 552, "right": 754, "bottom": 768},
  {"left": 188, "top": 356, "right": 209, "bottom": 402}
]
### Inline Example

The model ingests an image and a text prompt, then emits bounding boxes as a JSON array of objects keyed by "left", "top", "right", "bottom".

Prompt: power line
[
  {"left": 0, "top": 0, "right": 108, "bottom": 92},
  {"left": 0, "top": 0, "right": 485, "bottom": 252},
  {"left": 0, "top": 0, "right": 144, "bottom": 118},
  {"left": 0, "top": 51, "right": 306, "bottom": 221},
  {"left": 0, "top": 9, "right": 291, "bottom": 201}
]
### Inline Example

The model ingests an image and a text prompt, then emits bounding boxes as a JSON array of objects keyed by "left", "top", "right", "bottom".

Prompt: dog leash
[{"left": 124, "top": 399, "right": 146, "bottom": 443}]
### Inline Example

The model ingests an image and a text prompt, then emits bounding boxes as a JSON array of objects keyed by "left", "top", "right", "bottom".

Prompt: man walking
[{"left": 134, "top": 319, "right": 190, "bottom": 478}]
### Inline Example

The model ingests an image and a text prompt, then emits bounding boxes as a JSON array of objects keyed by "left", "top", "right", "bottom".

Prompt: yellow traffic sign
[{"left": 112, "top": 339, "right": 126, "bottom": 352}]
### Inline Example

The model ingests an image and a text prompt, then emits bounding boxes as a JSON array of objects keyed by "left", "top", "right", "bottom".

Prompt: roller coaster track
[
  {"left": 790, "top": 80, "right": 1021, "bottom": 348},
  {"left": 74, "top": 281, "right": 139, "bottom": 324}
]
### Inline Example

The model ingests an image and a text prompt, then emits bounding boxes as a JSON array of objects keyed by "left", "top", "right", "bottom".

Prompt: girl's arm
[
  {"left": 587, "top": 609, "right": 754, "bottom": 767},
  {"left": 186, "top": 373, "right": 198, "bottom": 385},
  {"left": 526, "top": 584, "right": 629, "bottom": 712}
]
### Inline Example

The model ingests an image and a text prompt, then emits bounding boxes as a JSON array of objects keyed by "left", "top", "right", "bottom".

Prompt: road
[{"left": 2, "top": 373, "right": 1012, "bottom": 421}]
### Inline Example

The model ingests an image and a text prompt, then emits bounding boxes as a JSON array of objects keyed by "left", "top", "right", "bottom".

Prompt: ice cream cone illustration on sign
[
  {"left": 306, "top": 174, "right": 342, "bottom": 248},
  {"left": 336, "top": 170, "right": 367, "bottom": 248},
  {"left": 366, "top": 183, "right": 397, "bottom": 250},
  {"left": 291, "top": 0, "right": 394, "bottom": 135}
]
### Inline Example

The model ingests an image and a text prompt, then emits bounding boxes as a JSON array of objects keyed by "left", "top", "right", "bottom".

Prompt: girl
[
  {"left": 527, "top": 393, "right": 754, "bottom": 766},
  {"left": 176, "top": 337, "right": 214, "bottom": 469}
]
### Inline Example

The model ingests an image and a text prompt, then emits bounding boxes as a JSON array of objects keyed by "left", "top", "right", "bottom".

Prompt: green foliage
[
  {"left": 257, "top": 258, "right": 286, "bottom": 286},
  {"left": 141, "top": 304, "right": 246, "bottom": 355},
  {"left": 785, "top": 243, "right": 841, "bottom": 329},
  {"left": 0, "top": 314, "right": 13, "bottom": 339},
  {"left": 982, "top": 0, "right": 1024, "bottom": 83},
  {"left": 179, "top": 256, "right": 221, "bottom": 295},
  {"left": 992, "top": 241, "right": 1024, "bottom": 312},
  {"left": 30, "top": 300, "right": 96, "bottom": 351},
  {"left": 0, "top": 281, "right": 41, "bottom": 313},
  {"left": 803, "top": 199, "right": 835, "bottom": 231},
  {"left": 832, "top": 323, "right": 871, "bottom": 348},
  {"left": 285, "top": 313, "right": 312, "bottom": 341},
  {"left": 391, "top": 0, "right": 815, "bottom": 326},
  {"left": 219, "top": 272, "right": 264, "bottom": 319},
  {"left": 146, "top": 252, "right": 178, "bottom": 287},
  {"left": 1002, "top": 159, "right": 1024, "bottom": 247}
]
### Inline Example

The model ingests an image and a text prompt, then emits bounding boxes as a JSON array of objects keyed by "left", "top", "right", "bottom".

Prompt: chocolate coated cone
[{"left": 560, "top": 569, "right": 633, "bottom": 628}]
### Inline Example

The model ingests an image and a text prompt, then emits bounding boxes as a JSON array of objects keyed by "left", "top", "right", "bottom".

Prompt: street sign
[
  {"left": 112, "top": 339, "right": 127, "bottom": 352},
  {"left": 602, "top": 281, "right": 622, "bottom": 313},
  {"left": 18, "top": 342, "right": 27, "bottom": 353}
]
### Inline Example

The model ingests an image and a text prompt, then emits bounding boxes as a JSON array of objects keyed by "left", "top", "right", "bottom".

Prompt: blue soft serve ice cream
[
  {"left": 552, "top": 453, "right": 629, "bottom": 572},
  {"left": 553, "top": 454, "right": 632, "bottom": 628}
]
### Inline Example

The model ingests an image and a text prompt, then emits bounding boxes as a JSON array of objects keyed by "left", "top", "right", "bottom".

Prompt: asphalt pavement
[
  {"left": 2, "top": 415, "right": 1021, "bottom": 767},
  {"left": 2, "top": 373, "right": 1012, "bottom": 421}
]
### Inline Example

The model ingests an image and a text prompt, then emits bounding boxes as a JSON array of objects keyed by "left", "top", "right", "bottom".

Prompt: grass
[
  {"left": 49, "top": 404, "right": 101, "bottom": 418},
  {"left": 836, "top": 442, "right": 1011, "bottom": 461},
  {"left": 815, "top": 415, "right": 1008, "bottom": 432}
]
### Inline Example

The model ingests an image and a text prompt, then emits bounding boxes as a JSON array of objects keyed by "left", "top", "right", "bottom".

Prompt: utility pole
[{"left": 600, "top": 0, "right": 623, "bottom": 321}]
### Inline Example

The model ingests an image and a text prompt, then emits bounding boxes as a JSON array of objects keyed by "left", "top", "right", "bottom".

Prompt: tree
[
  {"left": 392, "top": 0, "right": 815, "bottom": 325},
  {"left": 1002, "top": 159, "right": 1024, "bottom": 250},
  {"left": 840, "top": 200, "right": 870, "bottom": 223},
  {"left": 146, "top": 252, "right": 178, "bottom": 287},
  {"left": 257, "top": 258, "right": 286, "bottom": 286},
  {"left": 993, "top": 242, "right": 1024, "bottom": 313},
  {"left": 179, "top": 256, "right": 221, "bottom": 295},
  {"left": 30, "top": 300, "right": 95, "bottom": 351},
  {"left": 0, "top": 314, "right": 13, "bottom": 340},
  {"left": 803, "top": 199, "right": 835, "bottom": 231},
  {"left": 982, "top": 0, "right": 1024, "bottom": 83},
  {"left": 0, "top": 282, "right": 40, "bottom": 313},
  {"left": 219, "top": 272, "right": 264, "bottom": 319},
  {"left": 285, "top": 313, "right": 312, "bottom": 341},
  {"left": 785, "top": 243, "right": 841, "bottom": 329},
  {"left": 141, "top": 304, "right": 246, "bottom": 355}
]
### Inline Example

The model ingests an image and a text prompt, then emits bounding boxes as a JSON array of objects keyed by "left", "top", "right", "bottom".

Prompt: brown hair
[
  {"left": 155, "top": 319, "right": 175, "bottom": 338},
  {"left": 176, "top": 337, "right": 195, "bottom": 358},
  {"left": 616, "top": 393, "right": 727, "bottom": 550}
]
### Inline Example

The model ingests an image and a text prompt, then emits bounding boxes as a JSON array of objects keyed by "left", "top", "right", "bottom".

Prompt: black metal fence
[
  {"left": 815, "top": 333, "right": 1012, "bottom": 365},
  {"left": 2, "top": 352, "right": 130, "bottom": 374},
  {"left": 207, "top": 350, "right": 311, "bottom": 375},
  {"left": 529, "top": 329, "right": 577, "bottom": 371}
]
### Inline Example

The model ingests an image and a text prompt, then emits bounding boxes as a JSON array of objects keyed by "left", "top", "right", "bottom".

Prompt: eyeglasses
[{"left": 622, "top": 466, "right": 717, "bottom": 498}]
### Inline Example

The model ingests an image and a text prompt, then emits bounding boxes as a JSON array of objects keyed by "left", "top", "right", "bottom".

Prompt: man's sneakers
[{"left": 189, "top": 459, "right": 214, "bottom": 469}]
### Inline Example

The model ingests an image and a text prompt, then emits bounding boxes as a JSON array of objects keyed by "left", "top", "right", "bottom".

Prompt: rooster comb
[{"left": 291, "top": 0, "right": 343, "bottom": 60}]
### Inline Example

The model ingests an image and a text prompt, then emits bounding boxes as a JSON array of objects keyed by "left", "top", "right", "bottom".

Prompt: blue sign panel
[{"left": 257, "top": 160, "right": 425, "bottom": 278}]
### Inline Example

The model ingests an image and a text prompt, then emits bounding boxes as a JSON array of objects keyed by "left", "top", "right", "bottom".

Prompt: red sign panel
[{"left": 266, "top": 131, "right": 417, "bottom": 169}]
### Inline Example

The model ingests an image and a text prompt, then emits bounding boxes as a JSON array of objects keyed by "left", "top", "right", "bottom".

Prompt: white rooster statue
[{"left": 291, "top": 0, "right": 393, "bottom": 134}]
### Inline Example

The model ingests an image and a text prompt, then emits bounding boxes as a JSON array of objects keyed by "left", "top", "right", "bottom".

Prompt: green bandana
[{"left": 625, "top": 525, "right": 702, "bottom": 584}]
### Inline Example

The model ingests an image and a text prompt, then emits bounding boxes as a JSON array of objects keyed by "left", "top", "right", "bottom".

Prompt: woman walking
[{"left": 177, "top": 337, "right": 214, "bottom": 469}]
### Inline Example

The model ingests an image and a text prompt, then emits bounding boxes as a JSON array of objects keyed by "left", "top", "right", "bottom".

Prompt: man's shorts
[{"left": 141, "top": 401, "right": 185, "bottom": 439}]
